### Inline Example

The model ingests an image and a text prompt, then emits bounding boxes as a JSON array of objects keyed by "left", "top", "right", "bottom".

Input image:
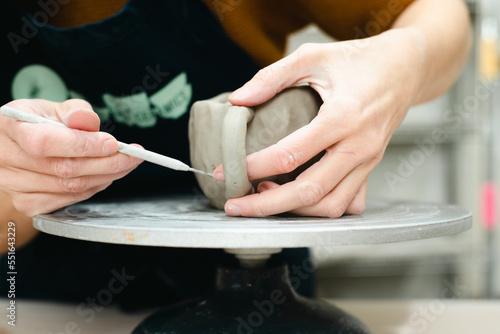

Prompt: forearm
[
  {"left": 391, "top": 0, "right": 473, "bottom": 105},
  {"left": 0, "top": 191, "right": 38, "bottom": 255}
]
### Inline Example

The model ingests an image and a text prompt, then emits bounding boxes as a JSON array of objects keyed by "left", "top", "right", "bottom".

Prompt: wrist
[{"left": 377, "top": 27, "right": 428, "bottom": 106}]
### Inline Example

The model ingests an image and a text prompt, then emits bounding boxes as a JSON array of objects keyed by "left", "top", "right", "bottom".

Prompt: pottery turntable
[{"left": 33, "top": 195, "right": 472, "bottom": 333}]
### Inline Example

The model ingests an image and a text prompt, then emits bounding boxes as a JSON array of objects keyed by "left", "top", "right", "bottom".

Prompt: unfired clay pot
[{"left": 188, "top": 86, "right": 322, "bottom": 209}]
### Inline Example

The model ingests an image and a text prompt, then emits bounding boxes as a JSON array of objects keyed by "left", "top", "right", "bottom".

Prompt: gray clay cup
[{"left": 188, "top": 86, "right": 322, "bottom": 209}]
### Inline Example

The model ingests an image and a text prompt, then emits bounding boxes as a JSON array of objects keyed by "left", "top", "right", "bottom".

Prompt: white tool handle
[{"left": 0, "top": 105, "right": 203, "bottom": 174}]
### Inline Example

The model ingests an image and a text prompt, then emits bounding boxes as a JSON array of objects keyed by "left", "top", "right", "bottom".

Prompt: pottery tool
[{"left": 0, "top": 105, "right": 213, "bottom": 178}]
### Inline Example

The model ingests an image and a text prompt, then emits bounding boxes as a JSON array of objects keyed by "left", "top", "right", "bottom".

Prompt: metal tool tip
[{"left": 189, "top": 168, "right": 213, "bottom": 178}]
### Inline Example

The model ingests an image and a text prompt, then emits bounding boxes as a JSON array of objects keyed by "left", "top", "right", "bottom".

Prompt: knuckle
[
  {"left": 71, "top": 189, "right": 93, "bottom": 202},
  {"left": 58, "top": 176, "right": 88, "bottom": 193},
  {"left": 365, "top": 134, "right": 386, "bottom": 157},
  {"left": 245, "top": 205, "right": 266, "bottom": 218},
  {"left": 274, "top": 147, "right": 300, "bottom": 174},
  {"left": 109, "top": 155, "right": 124, "bottom": 173},
  {"left": 346, "top": 200, "right": 366, "bottom": 215},
  {"left": 254, "top": 207, "right": 266, "bottom": 217},
  {"left": 295, "top": 43, "right": 315, "bottom": 57},
  {"left": 63, "top": 98, "right": 93, "bottom": 110},
  {"left": 298, "top": 181, "right": 325, "bottom": 207},
  {"left": 110, "top": 155, "right": 138, "bottom": 174},
  {"left": 73, "top": 182, "right": 111, "bottom": 201},
  {"left": 75, "top": 137, "right": 94, "bottom": 156},
  {"left": 254, "top": 66, "right": 275, "bottom": 84},
  {"left": 53, "top": 158, "right": 79, "bottom": 178},
  {"left": 326, "top": 199, "right": 350, "bottom": 218},
  {"left": 250, "top": 199, "right": 267, "bottom": 217},
  {"left": 293, "top": 43, "right": 325, "bottom": 65},
  {"left": 370, "top": 151, "right": 384, "bottom": 166},
  {"left": 345, "top": 133, "right": 386, "bottom": 166},
  {"left": 234, "top": 194, "right": 267, "bottom": 217},
  {"left": 21, "top": 129, "right": 49, "bottom": 157}
]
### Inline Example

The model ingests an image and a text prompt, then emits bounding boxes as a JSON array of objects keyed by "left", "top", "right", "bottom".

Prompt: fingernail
[
  {"left": 213, "top": 170, "right": 225, "bottom": 181},
  {"left": 226, "top": 203, "right": 242, "bottom": 216},
  {"left": 103, "top": 139, "right": 116, "bottom": 155}
]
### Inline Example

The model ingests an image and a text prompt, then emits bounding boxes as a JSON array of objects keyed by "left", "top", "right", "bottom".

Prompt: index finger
[
  {"left": 214, "top": 109, "right": 346, "bottom": 181},
  {"left": 228, "top": 43, "right": 326, "bottom": 106},
  {"left": 7, "top": 121, "right": 118, "bottom": 158}
]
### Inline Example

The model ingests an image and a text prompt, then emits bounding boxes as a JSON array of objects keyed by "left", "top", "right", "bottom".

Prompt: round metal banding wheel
[{"left": 34, "top": 196, "right": 472, "bottom": 333}]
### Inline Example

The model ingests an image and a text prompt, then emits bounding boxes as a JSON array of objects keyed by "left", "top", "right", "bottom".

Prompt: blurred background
[{"left": 286, "top": 0, "right": 500, "bottom": 301}]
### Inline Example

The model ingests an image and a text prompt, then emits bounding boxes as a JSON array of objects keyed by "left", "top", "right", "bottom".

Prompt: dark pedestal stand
[{"left": 132, "top": 261, "right": 369, "bottom": 334}]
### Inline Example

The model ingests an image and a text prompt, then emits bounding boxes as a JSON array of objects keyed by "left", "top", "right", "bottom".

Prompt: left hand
[{"left": 214, "top": 28, "right": 426, "bottom": 217}]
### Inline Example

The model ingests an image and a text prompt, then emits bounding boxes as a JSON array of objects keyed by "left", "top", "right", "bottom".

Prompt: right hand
[{"left": 0, "top": 98, "right": 143, "bottom": 216}]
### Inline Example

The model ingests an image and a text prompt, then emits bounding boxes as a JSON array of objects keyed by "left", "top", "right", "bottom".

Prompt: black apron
[
  {"left": 1, "top": 0, "right": 313, "bottom": 308},
  {"left": 4, "top": 0, "right": 260, "bottom": 197}
]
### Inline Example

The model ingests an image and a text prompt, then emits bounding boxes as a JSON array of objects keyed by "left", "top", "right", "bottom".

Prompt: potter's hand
[
  {"left": 214, "top": 0, "right": 472, "bottom": 217},
  {"left": 213, "top": 29, "right": 424, "bottom": 217},
  {"left": 0, "top": 99, "right": 142, "bottom": 216}
]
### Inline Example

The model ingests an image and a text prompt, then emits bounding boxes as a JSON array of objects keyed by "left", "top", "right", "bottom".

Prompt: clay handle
[{"left": 221, "top": 105, "right": 255, "bottom": 200}]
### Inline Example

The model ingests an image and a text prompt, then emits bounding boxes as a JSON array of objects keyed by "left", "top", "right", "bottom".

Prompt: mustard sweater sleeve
[
  {"left": 203, "top": 0, "right": 415, "bottom": 67},
  {"left": 294, "top": 0, "right": 416, "bottom": 40}
]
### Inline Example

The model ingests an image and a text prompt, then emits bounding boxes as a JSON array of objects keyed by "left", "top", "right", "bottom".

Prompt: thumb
[
  {"left": 56, "top": 99, "right": 101, "bottom": 132},
  {"left": 229, "top": 45, "right": 314, "bottom": 106}
]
